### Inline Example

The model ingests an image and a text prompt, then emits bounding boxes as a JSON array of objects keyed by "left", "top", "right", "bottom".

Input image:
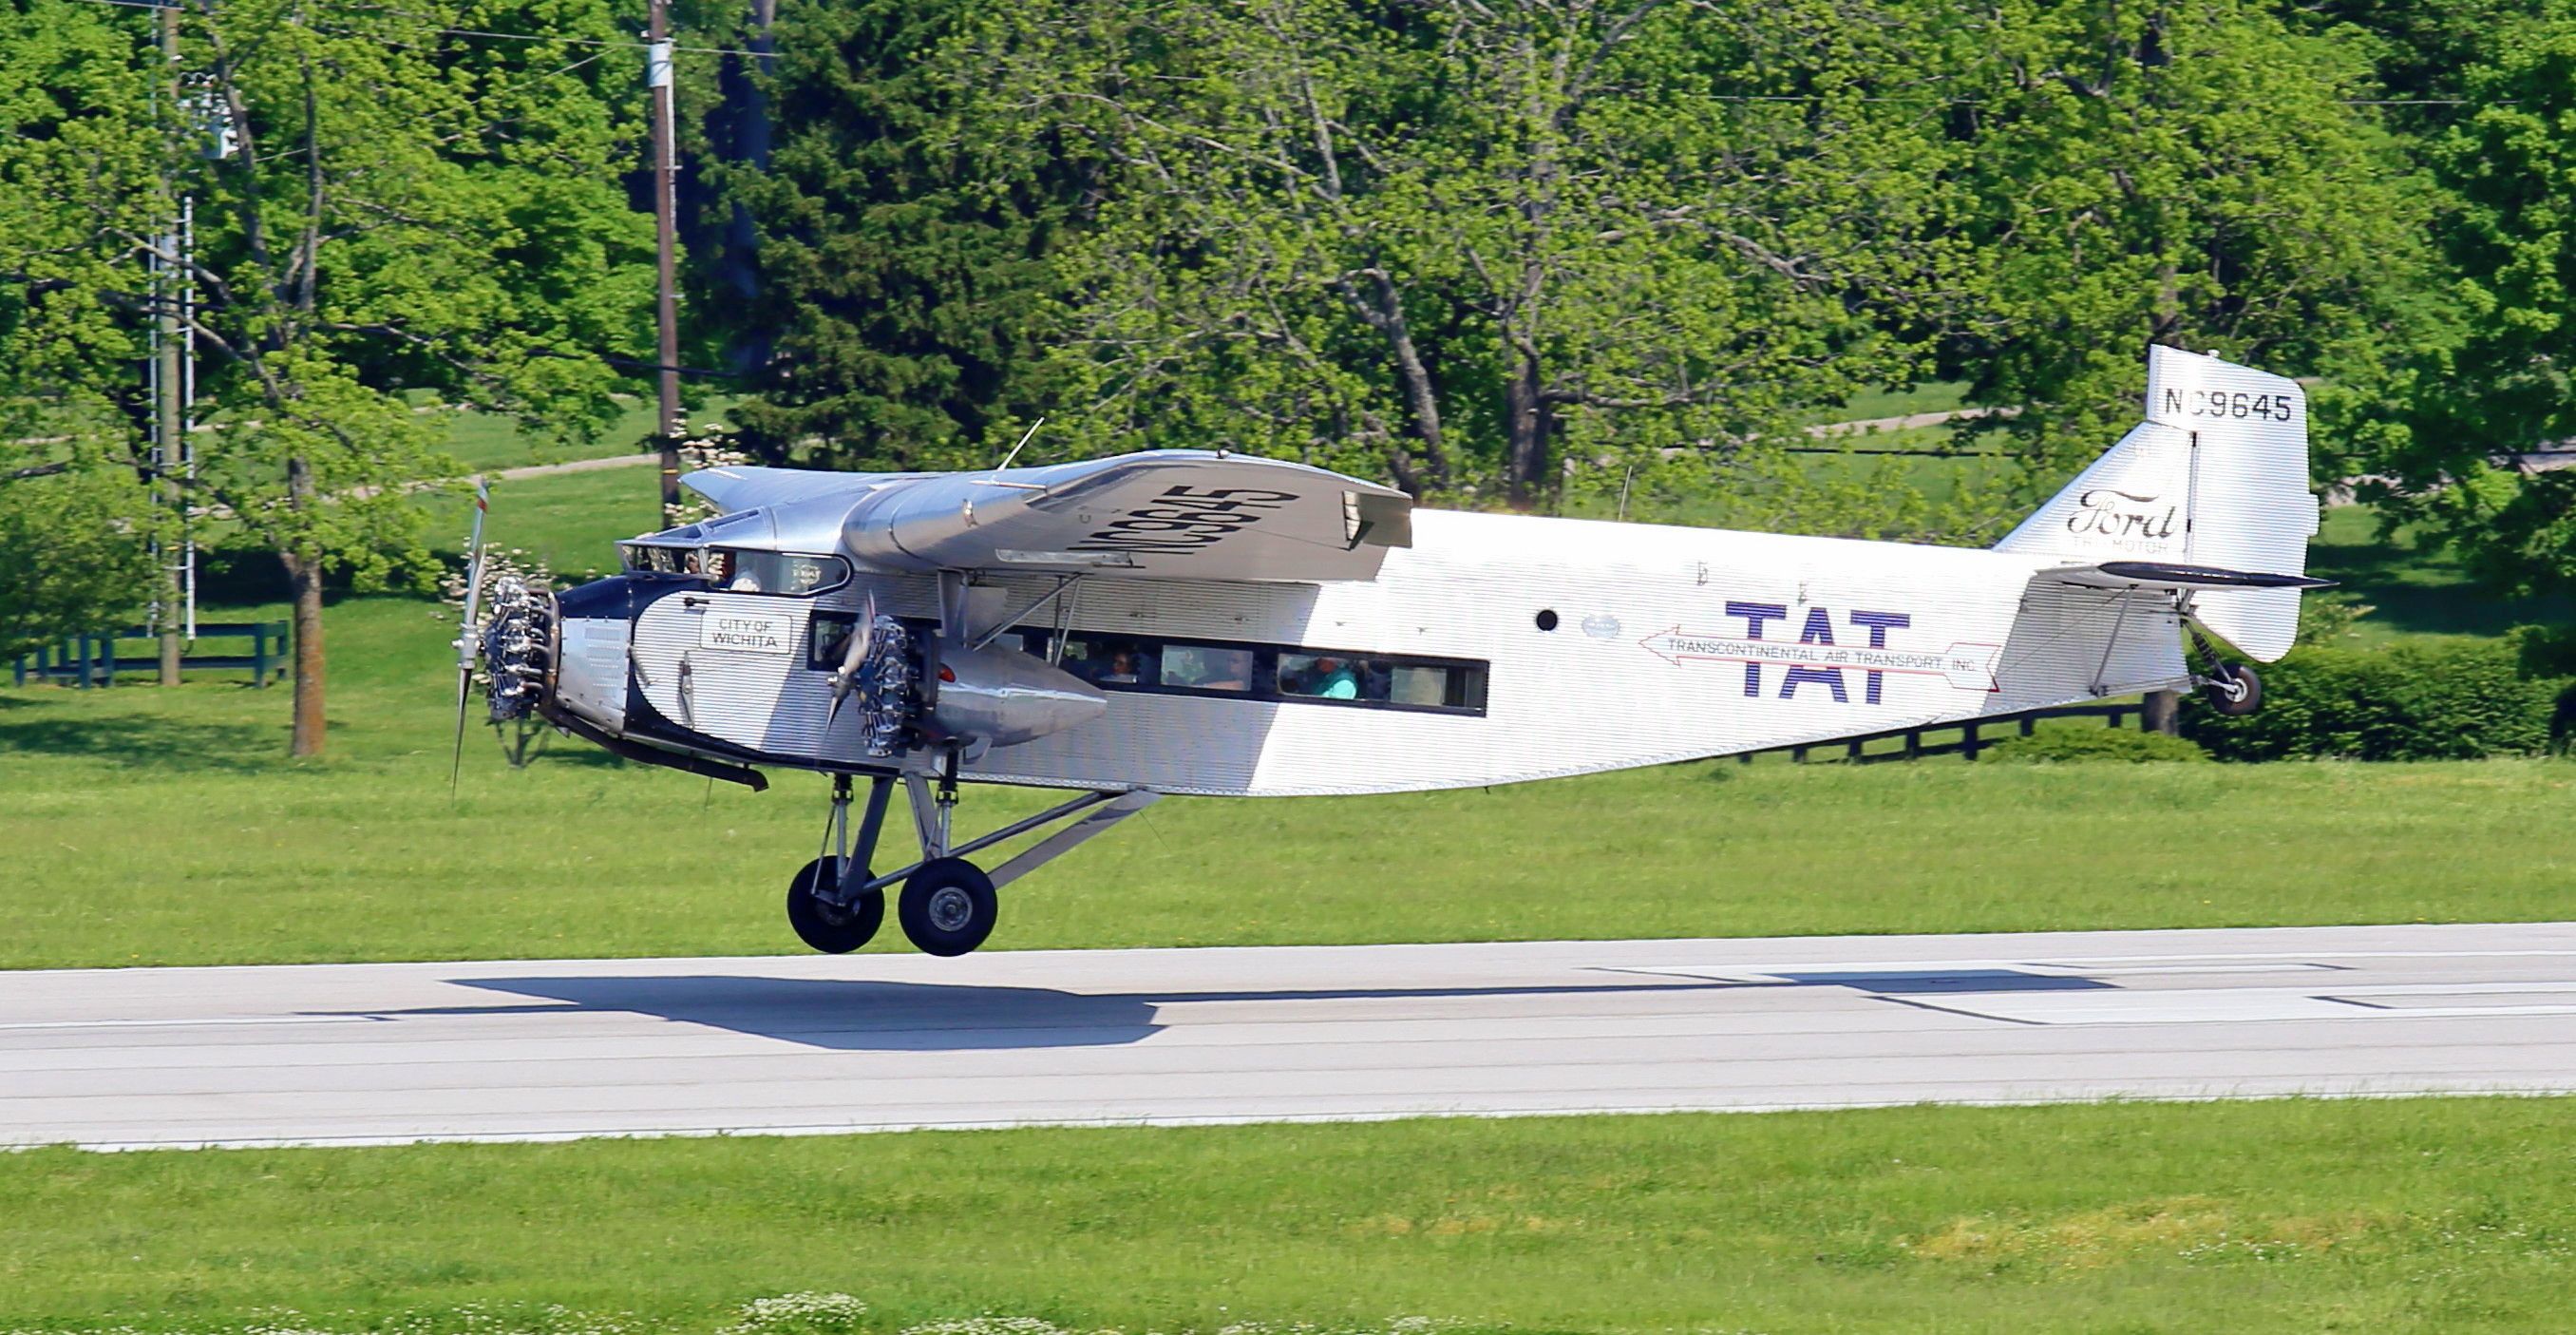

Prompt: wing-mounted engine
[{"left": 824, "top": 606, "right": 1104, "bottom": 761}]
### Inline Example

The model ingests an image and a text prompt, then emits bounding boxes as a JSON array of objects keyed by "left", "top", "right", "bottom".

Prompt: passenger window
[
  {"left": 1161, "top": 644, "right": 1256, "bottom": 692},
  {"left": 1390, "top": 664, "right": 1450, "bottom": 708},
  {"left": 1278, "top": 652, "right": 1376, "bottom": 701},
  {"left": 1062, "top": 636, "right": 1154, "bottom": 687}
]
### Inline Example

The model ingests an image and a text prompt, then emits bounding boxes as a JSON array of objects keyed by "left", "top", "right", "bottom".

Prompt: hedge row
[{"left": 2181, "top": 637, "right": 2571, "bottom": 762}]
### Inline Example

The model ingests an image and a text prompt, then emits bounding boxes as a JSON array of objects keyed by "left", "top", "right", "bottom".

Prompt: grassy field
[
  {"left": 4, "top": 580, "right": 2570, "bottom": 969},
  {"left": 7, "top": 1097, "right": 2576, "bottom": 1331},
  {"left": 439, "top": 395, "right": 738, "bottom": 472}
]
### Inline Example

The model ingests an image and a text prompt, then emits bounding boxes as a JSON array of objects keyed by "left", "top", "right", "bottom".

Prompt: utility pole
[
  {"left": 154, "top": 1, "right": 184, "bottom": 688},
  {"left": 648, "top": 0, "right": 683, "bottom": 514}
]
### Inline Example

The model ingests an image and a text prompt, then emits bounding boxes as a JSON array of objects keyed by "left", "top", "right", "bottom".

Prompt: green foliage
[
  {"left": 717, "top": 0, "right": 1074, "bottom": 472},
  {"left": 1982, "top": 727, "right": 2212, "bottom": 763},
  {"left": 0, "top": 467, "right": 155, "bottom": 657},
  {"left": 0, "top": 0, "right": 654, "bottom": 749},
  {"left": 2183, "top": 638, "right": 2567, "bottom": 760},
  {"left": 1941, "top": 0, "right": 2446, "bottom": 500},
  {"left": 959, "top": 0, "right": 1972, "bottom": 507},
  {"left": 2335, "top": 1, "right": 2576, "bottom": 597}
]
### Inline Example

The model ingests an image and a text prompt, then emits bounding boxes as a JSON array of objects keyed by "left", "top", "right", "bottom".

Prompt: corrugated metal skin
[
  {"left": 1998, "top": 347, "right": 2317, "bottom": 662},
  {"left": 628, "top": 512, "right": 2189, "bottom": 798},
  {"left": 2144, "top": 348, "right": 2317, "bottom": 661}
]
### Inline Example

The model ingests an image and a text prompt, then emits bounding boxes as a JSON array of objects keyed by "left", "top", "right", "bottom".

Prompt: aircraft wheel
[
  {"left": 787, "top": 857, "right": 883, "bottom": 954},
  {"left": 900, "top": 857, "right": 998, "bottom": 957},
  {"left": 2204, "top": 662, "right": 2263, "bottom": 716}
]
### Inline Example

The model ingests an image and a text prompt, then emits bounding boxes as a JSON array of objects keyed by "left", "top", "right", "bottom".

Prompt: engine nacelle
[{"left": 927, "top": 644, "right": 1106, "bottom": 751}]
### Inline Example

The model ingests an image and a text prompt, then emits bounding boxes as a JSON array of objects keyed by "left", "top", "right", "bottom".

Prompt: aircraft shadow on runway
[{"left": 309, "top": 966, "right": 2125, "bottom": 1053}]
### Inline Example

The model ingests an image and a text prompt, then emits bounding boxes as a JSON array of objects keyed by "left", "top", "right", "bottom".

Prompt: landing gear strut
[
  {"left": 2188, "top": 626, "right": 2263, "bottom": 717},
  {"left": 788, "top": 758, "right": 1161, "bottom": 957},
  {"left": 788, "top": 772, "right": 892, "bottom": 953}
]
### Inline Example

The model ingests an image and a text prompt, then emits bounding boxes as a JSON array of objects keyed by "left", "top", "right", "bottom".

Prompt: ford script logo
[{"left": 2067, "top": 488, "right": 2178, "bottom": 542}]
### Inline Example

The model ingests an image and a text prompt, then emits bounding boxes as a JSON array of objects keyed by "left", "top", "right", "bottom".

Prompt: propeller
[
  {"left": 449, "top": 475, "right": 491, "bottom": 800},
  {"left": 824, "top": 590, "right": 878, "bottom": 733}
]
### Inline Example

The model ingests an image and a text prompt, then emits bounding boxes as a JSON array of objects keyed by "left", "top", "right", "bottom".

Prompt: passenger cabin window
[
  {"left": 1031, "top": 630, "right": 1486, "bottom": 716},
  {"left": 1162, "top": 644, "right": 1257, "bottom": 692},
  {"left": 805, "top": 620, "right": 1485, "bottom": 716},
  {"left": 1059, "top": 637, "right": 1154, "bottom": 686}
]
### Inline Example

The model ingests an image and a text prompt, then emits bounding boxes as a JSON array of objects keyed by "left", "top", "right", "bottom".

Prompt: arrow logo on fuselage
[{"left": 1639, "top": 627, "right": 2001, "bottom": 696}]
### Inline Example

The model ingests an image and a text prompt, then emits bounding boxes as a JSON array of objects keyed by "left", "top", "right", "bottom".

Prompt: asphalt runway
[{"left": 9, "top": 922, "right": 2576, "bottom": 1151}]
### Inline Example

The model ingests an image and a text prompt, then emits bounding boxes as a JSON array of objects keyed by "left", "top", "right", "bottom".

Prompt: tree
[
  {"left": 1938, "top": 0, "right": 2446, "bottom": 505},
  {"left": 2342, "top": 2, "right": 2576, "bottom": 596},
  {"left": 0, "top": 0, "right": 652, "bottom": 754},
  {"left": 971, "top": 0, "right": 1971, "bottom": 506},
  {"left": 0, "top": 470, "right": 156, "bottom": 659},
  {"left": 713, "top": 0, "right": 1085, "bottom": 472}
]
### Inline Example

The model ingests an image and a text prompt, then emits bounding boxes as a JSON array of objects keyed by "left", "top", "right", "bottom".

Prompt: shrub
[
  {"left": 2182, "top": 638, "right": 2565, "bottom": 761},
  {"left": 1981, "top": 727, "right": 2211, "bottom": 763}
]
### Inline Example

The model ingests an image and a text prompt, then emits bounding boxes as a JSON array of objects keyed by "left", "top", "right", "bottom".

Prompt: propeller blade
[
  {"left": 824, "top": 591, "right": 877, "bottom": 732},
  {"left": 449, "top": 476, "right": 491, "bottom": 801}
]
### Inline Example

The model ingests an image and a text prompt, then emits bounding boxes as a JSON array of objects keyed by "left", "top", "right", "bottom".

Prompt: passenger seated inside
[
  {"left": 1063, "top": 638, "right": 1154, "bottom": 687},
  {"left": 1161, "top": 644, "right": 1255, "bottom": 692},
  {"left": 1278, "top": 652, "right": 1378, "bottom": 701}
]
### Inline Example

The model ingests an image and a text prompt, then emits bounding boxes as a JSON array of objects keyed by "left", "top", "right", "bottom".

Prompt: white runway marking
[{"left": 7, "top": 922, "right": 2576, "bottom": 1151}]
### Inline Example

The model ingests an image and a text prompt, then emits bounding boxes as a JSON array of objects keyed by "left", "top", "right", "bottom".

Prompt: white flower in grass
[{"left": 719, "top": 1293, "right": 871, "bottom": 1335}]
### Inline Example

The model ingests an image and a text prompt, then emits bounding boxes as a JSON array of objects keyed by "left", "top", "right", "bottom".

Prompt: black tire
[
  {"left": 2206, "top": 662, "right": 2263, "bottom": 716},
  {"left": 786, "top": 856, "right": 883, "bottom": 954},
  {"left": 899, "top": 857, "right": 999, "bottom": 957}
]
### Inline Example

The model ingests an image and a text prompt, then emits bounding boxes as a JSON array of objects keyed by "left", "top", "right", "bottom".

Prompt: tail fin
[{"left": 1994, "top": 346, "right": 2321, "bottom": 660}]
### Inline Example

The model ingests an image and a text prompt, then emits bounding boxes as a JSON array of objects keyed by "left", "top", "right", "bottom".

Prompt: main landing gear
[{"left": 787, "top": 766, "right": 1160, "bottom": 957}]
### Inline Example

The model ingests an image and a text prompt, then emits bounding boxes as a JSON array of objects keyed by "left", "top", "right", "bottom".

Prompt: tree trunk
[
  {"left": 1504, "top": 350, "right": 1546, "bottom": 509},
  {"left": 283, "top": 549, "right": 327, "bottom": 757},
  {"left": 283, "top": 452, "right": 326, "bottom": 758},
  {"left": 2141, "top": 689, "right": 2180, "bottom": 736}
]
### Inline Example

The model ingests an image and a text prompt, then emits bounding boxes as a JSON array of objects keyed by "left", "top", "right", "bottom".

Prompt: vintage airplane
[{"left": 458, "top": 345, "right": 2328, "bottom": 957}]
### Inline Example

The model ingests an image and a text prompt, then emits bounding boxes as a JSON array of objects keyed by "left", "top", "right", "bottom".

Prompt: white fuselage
[{"left": 594, "top": 508, "right": 2188, "bottom": 797}]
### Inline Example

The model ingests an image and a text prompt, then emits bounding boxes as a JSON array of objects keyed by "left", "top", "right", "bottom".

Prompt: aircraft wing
[
  {"left": 680, "top": 466, "right": 905, "bottom": 514},
  {"left": 824, "top": 450, "right": 1412, "bottom": 582}
]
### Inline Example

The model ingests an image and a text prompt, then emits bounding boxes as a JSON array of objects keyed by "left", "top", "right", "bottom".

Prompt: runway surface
[{"left": 9, "top": 922, "right": 2576, "bottom": 1151}]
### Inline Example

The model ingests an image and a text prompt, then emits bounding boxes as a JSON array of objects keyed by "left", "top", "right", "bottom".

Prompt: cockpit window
[{"left": 615, "top": 544, "right": 848, "bottom": 597}]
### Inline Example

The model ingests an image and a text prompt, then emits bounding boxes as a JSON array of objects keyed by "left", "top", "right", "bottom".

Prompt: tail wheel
[
  {"left": 2205, "top": 662, "right": 2263, "bottom": 716},
  {"left": 787, "top": 857, "right": 883, "bottom": 954},
  {"left": 899, "top": 857, "right": 999, "bottom": 957}
]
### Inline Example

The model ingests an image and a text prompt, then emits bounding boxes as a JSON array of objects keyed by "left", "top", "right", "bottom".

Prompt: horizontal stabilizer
[{"left": 2046, "top": 560, "right": 2337, "bottom": 592}]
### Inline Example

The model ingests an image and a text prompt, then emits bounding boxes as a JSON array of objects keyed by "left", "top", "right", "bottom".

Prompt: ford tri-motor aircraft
[{"left": 461, "top": 346, "right": 2327, "bottom": 957}]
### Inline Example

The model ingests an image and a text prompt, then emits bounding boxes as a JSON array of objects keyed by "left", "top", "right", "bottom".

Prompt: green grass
[
  {"left": 417, "top": 458, "right": 667, "bottom": 581},
  {"left": 7, "top": 1097, "right": 2576, "bottom": 1331},
  {"left": 438, "top": 396, "right": 738, "bottom": 472},
  {"left": 2307, "top": 505, "right": 2573, "bottom": 645},
  {"left": 4, "top": 579, "right": 2571, "bottom": 970}
]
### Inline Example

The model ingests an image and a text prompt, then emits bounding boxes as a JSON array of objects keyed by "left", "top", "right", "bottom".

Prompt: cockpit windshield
[{"left": 616, "top": 544, "right": 850, "bottom": 597}]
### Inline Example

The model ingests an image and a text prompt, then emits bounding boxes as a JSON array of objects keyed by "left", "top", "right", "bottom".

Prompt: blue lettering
[
  {"left": 1726, "top": 601, "right": 1788, "bottom": 697},
  {"left": 1848, "top": 610, "right": 1911, "bottom": 705},
  {"left": 1780, "top": 665, "right": 1849, "bottom": 702}
]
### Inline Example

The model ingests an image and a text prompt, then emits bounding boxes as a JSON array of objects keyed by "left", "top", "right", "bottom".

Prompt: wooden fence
[
  {"left": 1742, "top": 701, "right": 2149, "bottom": 764},
  {"left": 11, "top": 622, "right": 290, "bottom": 689}
]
